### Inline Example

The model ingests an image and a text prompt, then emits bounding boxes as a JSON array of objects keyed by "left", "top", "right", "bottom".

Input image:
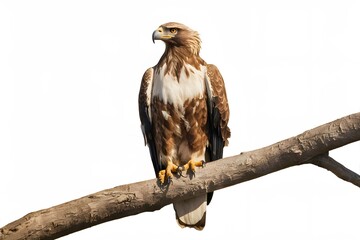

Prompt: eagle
[{"left": 138, "top": 22, "right": 230, "bottom": 230}]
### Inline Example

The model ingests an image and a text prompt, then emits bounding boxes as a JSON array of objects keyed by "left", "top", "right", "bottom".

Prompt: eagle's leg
[
  {"left": 158, "top": 161, "right": 179, "bottom": 184},
  {"left": 181, "top": 159, "right": 205, "bottom": 174}
]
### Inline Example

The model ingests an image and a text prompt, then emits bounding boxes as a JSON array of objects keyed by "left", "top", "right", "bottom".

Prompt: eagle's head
[{"left": 152, "top": 22, "right": 201, "bottom": 55}]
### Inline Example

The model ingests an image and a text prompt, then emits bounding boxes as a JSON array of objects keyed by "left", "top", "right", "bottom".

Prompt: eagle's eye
[{"left": 170, "top": 28, "right": 177, "bottom": 34}]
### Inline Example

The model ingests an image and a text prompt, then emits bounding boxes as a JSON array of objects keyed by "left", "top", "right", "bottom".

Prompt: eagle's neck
[
  {"left": 152, "top": 44, "right": 207, "bottom": 106},
  {"left": 157, "top": 45, "right": 205, "bottom": 80}
]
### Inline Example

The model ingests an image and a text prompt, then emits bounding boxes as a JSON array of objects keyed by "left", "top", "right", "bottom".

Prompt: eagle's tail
[{"left": 173, "top": 194, "right": 207, "bottom": 230}]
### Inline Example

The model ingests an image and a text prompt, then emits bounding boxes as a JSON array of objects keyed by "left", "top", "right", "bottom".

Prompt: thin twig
[{"left": 311, "top": 154, "right": 360, "bottom": 188}]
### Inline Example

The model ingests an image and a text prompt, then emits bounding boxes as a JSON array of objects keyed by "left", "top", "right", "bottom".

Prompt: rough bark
[{"left": 1, "top": 112, "right": 359, "bottom": 240}]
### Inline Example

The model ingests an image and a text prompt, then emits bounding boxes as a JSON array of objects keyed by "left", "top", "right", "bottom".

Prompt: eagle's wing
[
  {"left": 138, "top": 67, "right": 161, "bottom": 176},
  {"left": 205, "top": 64, "right": 231, "bottom": 161},
  {"left": 205, "top": 64, "right": 230, "bottom": 203}
]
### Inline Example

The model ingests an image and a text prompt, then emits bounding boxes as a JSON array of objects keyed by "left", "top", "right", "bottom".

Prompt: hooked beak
[
  {"left": 152, "top": 27, "right": 172, "bottom": 43},
  {"left": 152, "top": 30, "right": 157, "bottom": 43}
]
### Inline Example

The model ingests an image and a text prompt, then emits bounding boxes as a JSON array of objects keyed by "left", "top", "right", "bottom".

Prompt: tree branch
[
  {"left": 310, "top": 154, "right": 360, "bottom": 187},
  {"left": 1, "top": 112, "right": 360, "bottom": 240}
]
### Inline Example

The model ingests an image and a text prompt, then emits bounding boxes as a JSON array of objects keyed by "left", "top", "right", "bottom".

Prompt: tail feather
[{"left": 173, "top": 194, "right": 207, "bottom": 230}]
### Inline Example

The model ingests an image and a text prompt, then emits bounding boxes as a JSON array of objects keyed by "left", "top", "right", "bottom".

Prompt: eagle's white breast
[{"left": 152, "top": 64, "right": 206, "bottom": 106}]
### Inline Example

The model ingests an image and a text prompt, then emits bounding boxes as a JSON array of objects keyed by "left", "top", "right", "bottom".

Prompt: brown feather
[
  {"left": 206, "top": 64, "right": 231, "bottom": 145},
  {"left": 151, "top": 96, "right": 208, "bottom": 166}
]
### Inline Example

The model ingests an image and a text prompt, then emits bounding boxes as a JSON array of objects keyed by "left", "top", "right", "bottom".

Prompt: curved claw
[
  {"left": 176, "top": 166, "right": 183, "bottom": 174},
  {"left": 167, "top": 176, "right": 173, "bottom": 185},
  {"left": 177, "top": 166, "right": 187, "bottom": 177}
]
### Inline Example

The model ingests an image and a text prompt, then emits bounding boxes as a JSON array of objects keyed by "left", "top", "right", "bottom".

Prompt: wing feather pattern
[
  {"left": 138, "top": 68, "right": 162, "bottom": 176},
  {"left": 205, "top": 64, "right": 231, "bottom": 203}
]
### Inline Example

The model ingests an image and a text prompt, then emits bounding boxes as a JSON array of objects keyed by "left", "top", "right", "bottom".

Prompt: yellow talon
[
  {"left": 158, "top": 161, "right": 179, "bottom": 184},
  {"left": 182, "top": 159, "right": 205, "bottom": 173},
  {"left": 158, "top": 170, "right": 166, "bottom": 184}
]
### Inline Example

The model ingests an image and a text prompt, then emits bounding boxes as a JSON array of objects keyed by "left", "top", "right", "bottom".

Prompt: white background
[{"left": 1, "top": 0, "right": 360, "bottom": 239}]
